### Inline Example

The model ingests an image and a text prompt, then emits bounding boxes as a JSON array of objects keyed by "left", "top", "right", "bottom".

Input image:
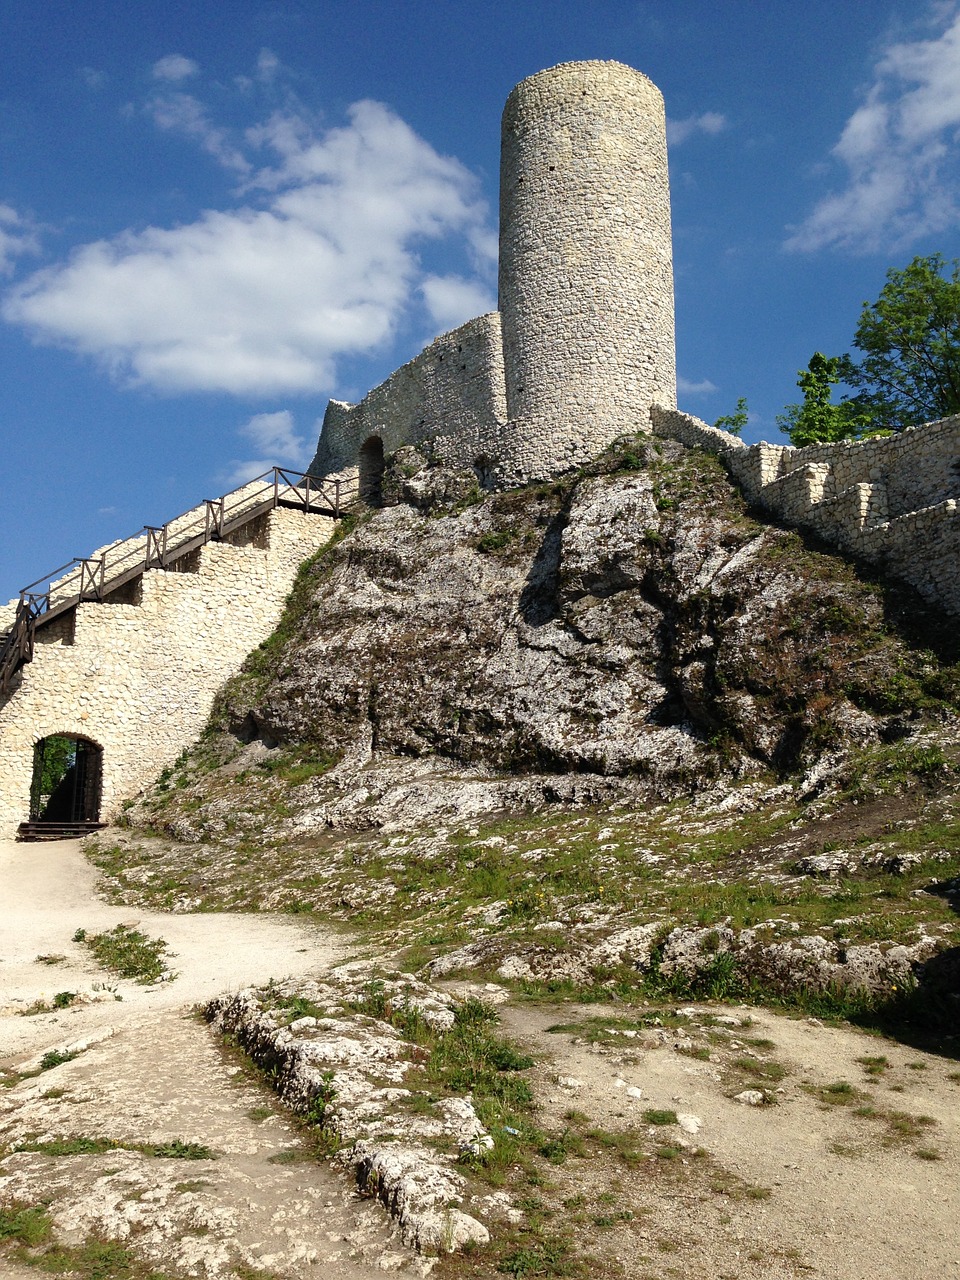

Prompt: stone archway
[
  {"left": 29, "top": 734, "right": 103, "bottom": 824},
  {"left": 358, "top": 436, "right": 385, "bottom": 505}
]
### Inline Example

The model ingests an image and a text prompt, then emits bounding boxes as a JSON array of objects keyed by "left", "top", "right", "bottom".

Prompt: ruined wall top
[{"left": 310, "top": 59, "right": 676, "bottom": 487}]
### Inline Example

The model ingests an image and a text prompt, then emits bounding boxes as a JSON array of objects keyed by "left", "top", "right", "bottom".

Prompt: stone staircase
[
  {"left": 0, "top": 471, "right": 348, "bottom": 837},
  {"left": 651, "top": 405, "right": 960, "bottom": 619}
]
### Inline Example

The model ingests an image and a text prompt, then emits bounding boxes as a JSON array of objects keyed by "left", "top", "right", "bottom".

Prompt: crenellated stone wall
[
  {"left": 0, "top": 508, "right": 334, "bottom": 835},
  {"left": 651, "top": 404, "right": 960, "bottom": 617}
]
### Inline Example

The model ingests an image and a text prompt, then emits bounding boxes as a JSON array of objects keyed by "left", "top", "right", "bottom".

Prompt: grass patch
[
  {"left": 642, "top": 1109, "right": 678, "bottom": 1126},
  {"left": 0, "top": 1202, "right": 53, "bottom": 1246},
  {"left": 13, "top": 1135, "right": 216, "bottom": 1160},
  {"left": 75, "top": 925, "right": 174, "bottom": 985}
]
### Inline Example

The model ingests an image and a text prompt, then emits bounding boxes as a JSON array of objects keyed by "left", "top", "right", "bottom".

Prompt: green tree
[
  {"left": 840, "top": 254, "right": 960, "bottom": 428},
  {"left": 777, "top": 352, "right": 873, "bottom": 447},
  {"left": 713, "top": 397, "right": 748, "bottom": 436}
]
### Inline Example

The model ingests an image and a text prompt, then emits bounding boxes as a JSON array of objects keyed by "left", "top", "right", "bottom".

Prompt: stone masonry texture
[
  {"left": 0, "top": 507, "right": 333, "bottom": 835},
  {"left": 308, "top": 60, "right": 676, "bottom": 490},
  {"left": 651, "top": 404, "right": 960, "bottom": 618}
]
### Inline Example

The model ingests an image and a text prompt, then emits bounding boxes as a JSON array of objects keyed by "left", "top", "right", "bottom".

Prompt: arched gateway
[{"left": 30, "top": 733, "right": 103, "bottom": 825}]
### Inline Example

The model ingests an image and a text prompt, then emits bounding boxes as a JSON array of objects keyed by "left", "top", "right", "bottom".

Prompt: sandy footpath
[{"left": 0, "top": 838, "right": 420, "bottom": 1278}]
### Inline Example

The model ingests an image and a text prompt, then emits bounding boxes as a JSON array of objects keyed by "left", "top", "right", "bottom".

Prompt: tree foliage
[
  {"left": 778, "top": 255, "right": 960, "bottom": 445},
  {"left": 777, "top": 353, "right": 873, "bottom": 447},
  {"left": 840, "top": 254, "right": 960, "bottom": 429},
  {"left": 713, "top": 397, "right": 748, "bottom": 437}
]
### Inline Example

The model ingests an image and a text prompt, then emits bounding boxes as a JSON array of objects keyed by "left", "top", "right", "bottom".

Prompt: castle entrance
[
  {"left": 26, "top": 734, "right": 103, "bottom": 835},
  {"left": 358, "top": 436, "right": 385, "bottom": 505}
]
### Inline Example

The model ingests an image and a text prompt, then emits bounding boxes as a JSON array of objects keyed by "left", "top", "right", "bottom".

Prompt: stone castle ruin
[
  {"left": 309, "top": 61, "right": 677, "bottom": 489},
  {"left": 1, "top": 58, "right": 959, "bottom": 836}
]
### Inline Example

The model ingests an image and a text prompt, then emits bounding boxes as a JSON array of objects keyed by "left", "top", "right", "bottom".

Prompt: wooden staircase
[{"left": 0, "top": 467, "right": 354, "bottom": 696}]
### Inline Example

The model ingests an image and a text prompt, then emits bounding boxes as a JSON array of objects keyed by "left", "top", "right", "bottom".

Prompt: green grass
[
  {"left": 0, "top": 1203, "right": 52, "bottom": 1246},
  {"left": 642, "top": 1109, "right": 678, "bottom": 1126},
  {"left": 77, "top": 925, "right": 174, "bottom": 985},
  {"left": 13, "top": 1136, "right": 216, "bottom": 1160}
]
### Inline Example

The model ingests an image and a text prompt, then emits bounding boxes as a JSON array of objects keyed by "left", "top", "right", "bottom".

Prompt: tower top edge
[{"left": 504, "top": 60, "right": 663, "bottom": 106}]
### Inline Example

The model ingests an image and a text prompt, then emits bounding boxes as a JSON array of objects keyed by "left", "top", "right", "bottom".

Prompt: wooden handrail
[{"left": 0, "top": 467, "right": 357, "bottom": 694}]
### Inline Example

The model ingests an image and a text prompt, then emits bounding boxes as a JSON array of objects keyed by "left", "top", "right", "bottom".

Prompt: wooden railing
[{"left": 0, "top": 467, "right": 355, "bottom": 694}]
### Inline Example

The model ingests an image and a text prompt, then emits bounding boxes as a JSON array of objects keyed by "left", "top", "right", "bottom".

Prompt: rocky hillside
[
  {"left": 189, "top": 435, "right": 958, "bottom": 822},
  {"left": 100, "top": 437, "right": 960, "bottom": 1029},
  {"left": 72, "top": 436, "right": 960, "bottom": 1279}
]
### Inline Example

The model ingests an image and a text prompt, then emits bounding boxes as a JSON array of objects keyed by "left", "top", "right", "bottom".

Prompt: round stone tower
[{"left": 498, "top": 61, "right": 676, "bottom": 472}]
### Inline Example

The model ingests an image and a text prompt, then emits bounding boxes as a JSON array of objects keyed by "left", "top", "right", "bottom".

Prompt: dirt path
[
  {"left": 497, "top": 999, "right": 960, "bottom": 1280},
  {"left": 0, "top": 838, "right": 421, "bottom": 1279}
]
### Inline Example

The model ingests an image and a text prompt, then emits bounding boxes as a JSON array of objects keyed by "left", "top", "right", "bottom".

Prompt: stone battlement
[{"left": 651, "top": 405, "right": 960, "bottom": 617}]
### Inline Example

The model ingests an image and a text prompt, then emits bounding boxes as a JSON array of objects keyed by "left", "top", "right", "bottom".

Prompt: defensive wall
[
  {"left": 0, "top": 505, "right": 334, "bottom": 836},
  {"left": 651, "top": 404, "right": 960, "bottom": 617},
  {"left": 310, "top": 60, "right": 676, "bottom": 490}
]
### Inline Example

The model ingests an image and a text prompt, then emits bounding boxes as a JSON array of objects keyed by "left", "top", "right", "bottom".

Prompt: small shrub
[
  {"left": 642, "top": 1109, "right": 678, "bottom": 1126},
  {"left": 80, "top": 924, "right": 174, "bottom": 985},
  {"left": 39, "top": 1049, "right": 78, "bottom": 1072}
]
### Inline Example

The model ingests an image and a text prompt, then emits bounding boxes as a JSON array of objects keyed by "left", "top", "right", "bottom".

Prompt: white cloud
[
  {"left": 786, "top": 7, "right": 960, "bottom": 252},
  {"left": 3, "top": 94, "right": 492, "bottom": 397},
  {"left": 240, "top": 409, "right": 309, "bottom": 462},
  {"left": 420, "top": 275, "right": 496, "bottom": 334},
  {"left": 225, "top": 409, "right": 312, "bottom": 485},
  {"left": 152, "top": 54, "right": 199, "bottom": 82},
  {"left": 147, "top": 86, "right": 251, "bottom": 173},
  {"left": 0, "top": 206, "right": 39, "bottom": 276},
  {"left": 667, "top": 112, "right": 726, "bottom": 146},
  {"left": 257, "top": 49, "right": 280, "bottom": 82},
  {"left": 677, "top": 375, "right": 718, "bottom": 397},
  {"left": 79, "top": 66, "right": 106, "bottom": 90}
]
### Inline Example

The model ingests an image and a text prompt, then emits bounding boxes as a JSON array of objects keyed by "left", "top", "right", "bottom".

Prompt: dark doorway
[
  {"left": 29, "top": 735, "right": 103, "bottom": 823},
  {"left": 358, "top": 436, "right": 385, "bottom": 505}
]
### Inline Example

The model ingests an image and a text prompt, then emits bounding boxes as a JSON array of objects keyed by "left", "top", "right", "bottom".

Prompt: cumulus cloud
[
  {"left": 0, "top": 206, "right": 39, "bottom": 276},
  {"left": 152, "top": 54, "right": 199, "bottom": 82},
  {"left": 667, "top": 112, "right": 726, "bottom": 146},
  {"left": 225, "top": 409, "right": 312, "bottom": 484},
  {"left": 786, "top": 7, "right": 960, "bottom": 252},
  {"left": 677, "top": 375, "right": 718, "bottom": 397},
  {"left": 3, "top": 87, "right": 493, "bottom": 396},
  {"left": 420, "top": 274, "right": 496, "bottom": 333}
]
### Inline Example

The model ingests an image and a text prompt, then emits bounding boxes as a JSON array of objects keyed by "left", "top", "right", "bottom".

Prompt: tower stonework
[
  {"left": 498, "top": 62, "right": 676, "bottom": 474},
  {"left": 308, "top": 59, "right": 676, "bottom": 486}
]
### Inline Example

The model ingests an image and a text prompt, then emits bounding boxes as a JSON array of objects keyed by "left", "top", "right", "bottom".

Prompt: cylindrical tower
[{"left": 499, "top": 61, "right": 676, "bottom": 469}]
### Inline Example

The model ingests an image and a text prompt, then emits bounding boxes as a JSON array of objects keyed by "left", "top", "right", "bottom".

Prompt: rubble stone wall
[
  {"left": 0, "top": 508, "right": 334, "bottom": 835},
  {"left": 651, "top": 404, "right": 960, "bottom": 617},
  {"left": 309, "top": 59, "right": 676, "bottom": 489},
  {"left": 308, "top": 313, "right": 508, "bottom": 482}
]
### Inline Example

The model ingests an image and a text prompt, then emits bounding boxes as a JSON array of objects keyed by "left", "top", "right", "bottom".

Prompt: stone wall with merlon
[
  {"left": 651, "top": 403, "right": 960, "bottom": 618},
  {"left": 309, "top": 313, "right": 507, "bottom": 479},
  {"left": 0, "top": 508, "right": 334, "bottom": 836},
  {"left": 762, "top": 415, "right": 960, "bottom": 518}
]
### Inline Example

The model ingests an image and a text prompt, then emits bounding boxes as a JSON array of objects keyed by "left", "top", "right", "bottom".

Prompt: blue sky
[{"left": 3, "top": 0, "right": 960, "bottom": 601}]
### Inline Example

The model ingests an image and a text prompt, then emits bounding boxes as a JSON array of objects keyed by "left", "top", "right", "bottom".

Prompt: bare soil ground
[
  {"left": 2, "top": 837, "right": 959, "bottom": 1280},
  {"left": 0, "top": 837, "right": 420, "bottom": 1279}
]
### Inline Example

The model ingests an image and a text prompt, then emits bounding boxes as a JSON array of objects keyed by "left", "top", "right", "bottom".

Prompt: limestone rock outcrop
[{"left": 195, "top": 437, "right": 956, "bottom": 829}]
